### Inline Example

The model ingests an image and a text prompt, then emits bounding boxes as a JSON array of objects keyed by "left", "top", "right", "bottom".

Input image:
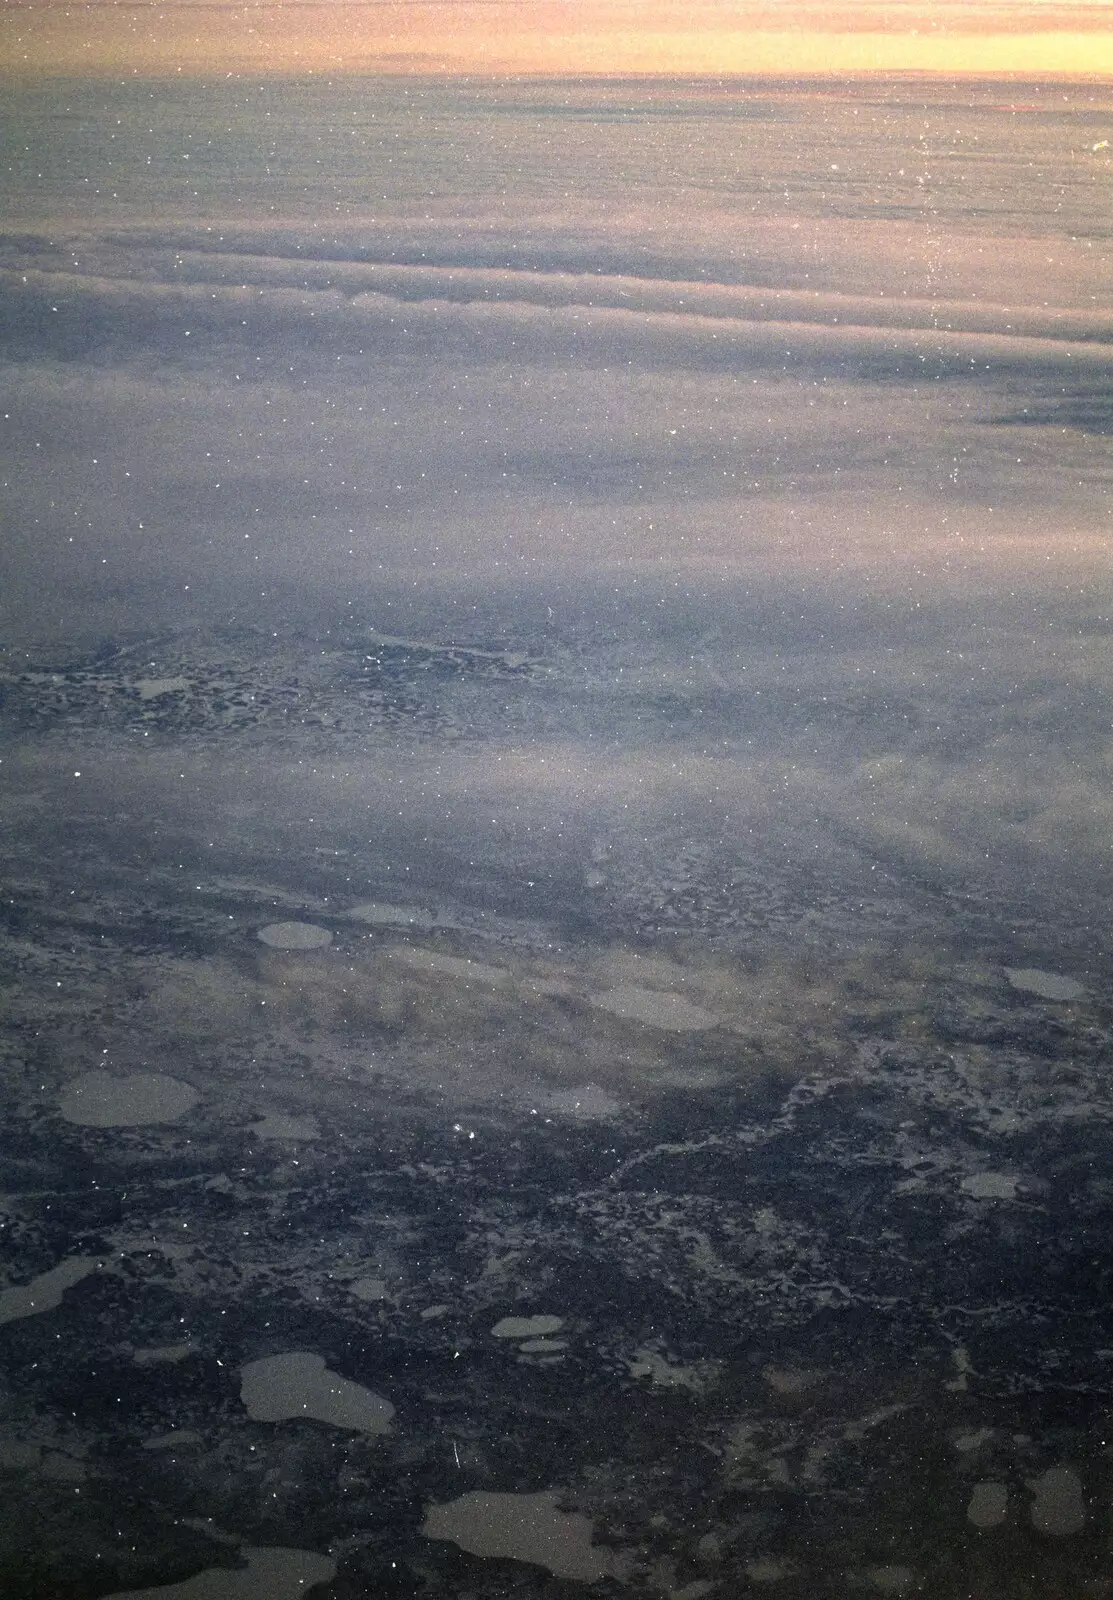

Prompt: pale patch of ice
[
  {"left": 240, "top": 1351, "right": 394, "bottom": 1433},
  {"left": 348, "top": 901, "right": 436, "bottom": 931},
  {"left": 134, "top": 1342, "right": 195, "bottom": 1365},
  {"left": 422, "top": 1489, "right": 623, "bottom": 1582},
  {"left": 745, "top": 1560, "right": 797, "bottom": 1583},
  {"left": 590, "top": 984, "right": 718, "bottom": 1031},
  {"left": 523, "top": 976, "right": 577, "bottom": 1000},
  {"left": 41, "top": 1450, "right": 87, "bottom": 1482},
  {"left": 961, "top": 1172, "right": 1019, "bottom": 1200},
  {"left": 492, "top": 1314, "right": 564, "bottom": 1339},
  {"left": 0, "top": 1439, "right": 45, "bottom": 1471},
  {"left": 537, "top": 1084, "right": 624, "bottom": 1121},
  {"left": 103, "top": 1545, "right": 337, "bottom": 1599},
  {"left": 1029, "top": 1465, "right": 1085, "bottom": 1536},
  {"left": 627, "top": 1349, "right": 718, "bottom": 1391},
  {"left": 143, "top": 1430, "right": 203, "bottom": 1451},
  {"left": 952, "top": 1427, "right": 994, "bottom": 1454},
  {"left": 59, "top": 1072, "right": 199, "bottom": 1127},
  {"left": 945, "top": 1343, "right": 973, "bottom": 1392},
  {"left": 348, "top": 1277, "right": 390, "bottom": 1303},
  {"left": 967, "top": 1481, "right": 1008, "bottom": 1529},
  {"left": 1004, "top": 967, "right": 1084, "bottom": 1001},
  {"left": 388, "top": 946, "right": 509, "bottom": 986},
  {"left": 0, "top": 1435, "right": 88, "bottom": 1481},
  {"left": 855, "top": 1567, "right": 917, "bottom": 1594},
  {"left": 248, "top": 1113, "right": 319, "bottom": 1142},
  {"left": 0, "top": 1257, "right": 98, "bottom": 1325},
  {"left": 763, "top": 1366, "right": 823, "bottom": 1397},
  {"left": 134, "top": 676, "right": 191, "bottom": 701},
  {"left": 518, "top": 1338, "right": 569, "bottom": 1354},
  {"left": 645, "top": 1560, "right": 716, "bottom": 1600},
  {"left": 256, "top": 921, "right": 332, "bottom": 949}
]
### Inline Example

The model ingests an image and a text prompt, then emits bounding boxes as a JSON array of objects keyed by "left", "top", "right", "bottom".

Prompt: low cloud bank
[{"left": 4, "top": 251, "right": 1111, "bottom": 385}]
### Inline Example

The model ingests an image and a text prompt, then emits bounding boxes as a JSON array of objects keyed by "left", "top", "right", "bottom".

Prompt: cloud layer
[{"left": 2, "top": 77, "right": 1111, "bottom": 954}]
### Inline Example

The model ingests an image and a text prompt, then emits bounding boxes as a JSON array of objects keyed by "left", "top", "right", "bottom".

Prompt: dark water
[{"left": 2, "top": 74, "right": 1113, "bottom": 1599}]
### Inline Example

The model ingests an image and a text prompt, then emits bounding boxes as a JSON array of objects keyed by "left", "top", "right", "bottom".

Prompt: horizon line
[{"left": 4, "top": 63, "right": 1112, "bottom": 80}]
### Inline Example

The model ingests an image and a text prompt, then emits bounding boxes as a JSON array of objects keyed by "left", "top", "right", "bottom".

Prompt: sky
[{"left": 3, "top": 0, "right": 1112, "bottom": 77}]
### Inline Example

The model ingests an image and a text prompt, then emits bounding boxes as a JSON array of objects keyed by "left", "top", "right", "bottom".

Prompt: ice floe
[
  {"left": 422, "top": 1489, "right": 622, "bottom": 1581},
  {"left": 0, "top": 1256, "right": 99, "bottom": 1325},
  {"left": 1004, "top": 967, "right": 1084, "bottom": 1001},
  {"left": 256, "top": 921, "right": 332, "bottom": 949},
  {"left": 348, "top": 901, "right": 437, "bottom": 931},
  {"left": 105, "top": 1545, "right": 337, "bottom": 1599},
  {"left": 967, "top": 1481, "right": 1008, "bottom": 1529},
  {"left": 388, "top": 946, "right": 509, "bottom": 986},
  {"left": 240, "top": 1350, "right": 394, "bottom": 1433},
  {"left": 492, "top": 1314, "right": 564, "bottom": 1339},
  {"left": 1029, "top": 1465, "right": 1085, "bottom": 1536},
  {"left": 247, "top": 1112, "right": 319, "bottom": 1142},
  {"left": 59, "top": 1072, "right": 199, "bottom": 1127},
  {"left": 960, "top": 1172, "right": 1019, "bottom": 1201},
  {"left": 590, "top": 984, "right": 718, "bottom": 1031}
]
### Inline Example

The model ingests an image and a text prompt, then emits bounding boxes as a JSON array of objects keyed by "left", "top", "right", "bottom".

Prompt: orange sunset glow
[{"left": 2, "top": 1, "right": 1112, "bottom": 76}]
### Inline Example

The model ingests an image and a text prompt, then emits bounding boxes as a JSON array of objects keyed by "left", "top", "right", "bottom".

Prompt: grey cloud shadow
[{"left": 990, "top": 386, "right": 1113, "bottom": 435}]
